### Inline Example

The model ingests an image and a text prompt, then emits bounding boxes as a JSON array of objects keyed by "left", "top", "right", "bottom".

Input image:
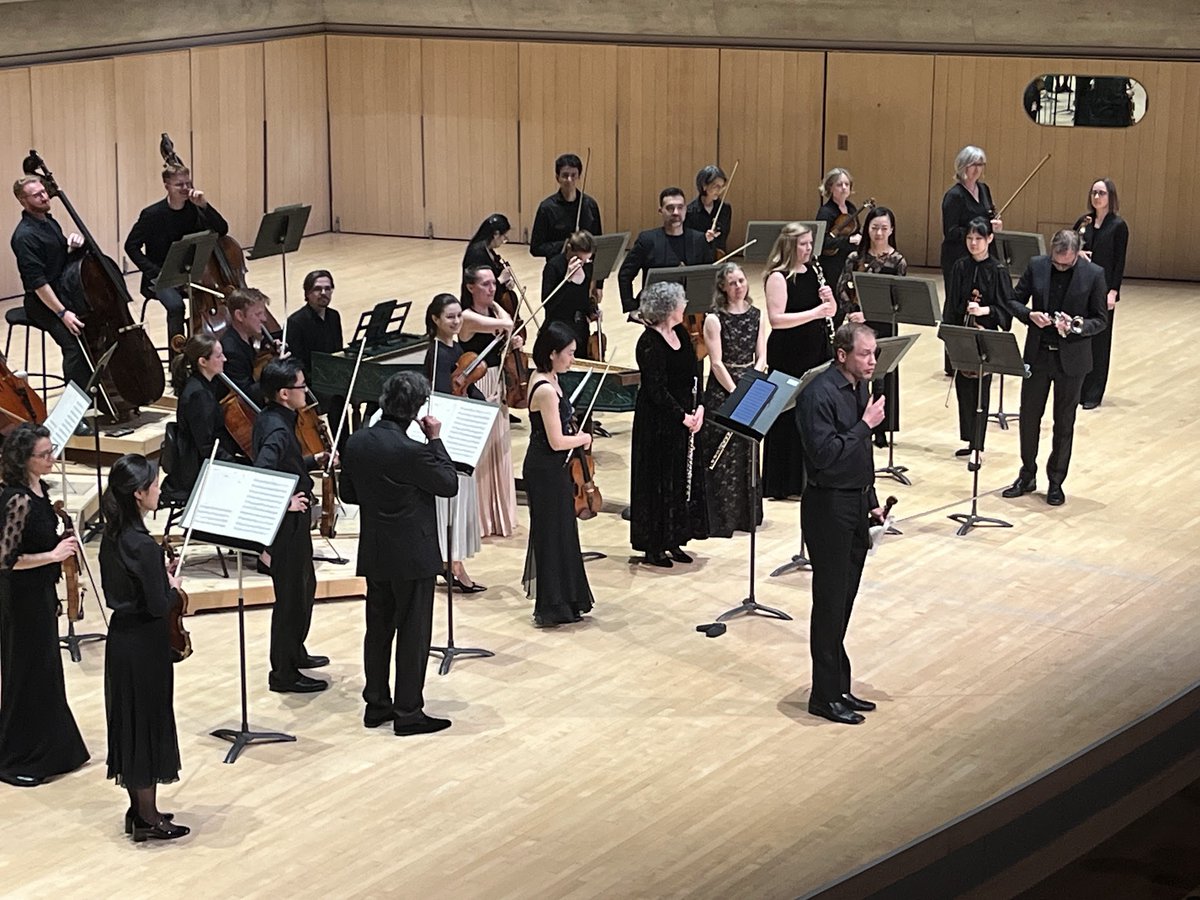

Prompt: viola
[
  {"left": 52, "top": 501, "right": 85, "bottom": 624},
  {"left": 161, "top": 539, "right": 193, "bottom": 663},
  {"left": 450, "top": 351, "right": 488, "bottom": 397},
  {"left": 0, "top": 353, "right": 48, "bottom": 434}
]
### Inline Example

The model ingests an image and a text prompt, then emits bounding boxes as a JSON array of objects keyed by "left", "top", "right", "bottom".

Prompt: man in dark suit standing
[
  {"left": 617, "top": 186, "right": 716, "bottom": 315},
  {"left": 340, "top": 371, "right": 458, "bottom": 736},
  {"left": 1002, "top": 229, "right": 1108, "bottom": 507}
]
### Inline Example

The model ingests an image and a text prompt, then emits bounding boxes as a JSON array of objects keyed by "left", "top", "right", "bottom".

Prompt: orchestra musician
[
  {"left": 99, "top": 453, "right": 189, "bottom": 842},
  {"left": 540, "top": 231, "right": 597, "bottom": 360},
  {"left": 684, "top": 165, "right": 731, "bottom": 255},
  {"left": 530, "top": 153, "right": 603, "bottom": 258},
  {"left": 837, "top": 206, "right": 908, "bottom": 447},
  {"left": 424, "top": 294, "right": 485, "bottom": 593},
  {"left": 9, "top": 177, "right": 91, "bottom": 428},
  {"left": 630, "top": 282, "right": 708, "bottom": 567},
  {"left": 286, "top": 270, "right": 349, "bottom": 444},
  {"left": 522, "top": 321, "right": 595, "bottom": 627},
  {"left": 0, "top": 423, "right": 89, "bottom": 787},
  {"left": 254, "top": 358, "right": 334, "bottom": 693},
  {"left": 796, "top": 323, "right": 887, "bottom": 726},
  {"left": 816, "top": 168, "right": 862, "bottom": 280},
  {"left": 340, "top": 371, "right": 457, "bottom": 736},
  {"left": 162, "top": 334, "right": 240, "bottom": 499},
  {"left": 218, "top": 287, "right": 273, "bottom": 406},
  {"left": 1074, "top": 178, "right": 1128, "bottom": 410},
  {"left": 617, "top": 187, "right": 715, "bottom": 317},
  {"left": 460, "top": 214, "right": 515, "bottom": 305},
  {"left": 124, "top": 162, "right": 229, "bottom": 354},
  {"left": 460, "top": 266, "right": 521, "bottom": 538},
  {"left": 1001, "top": 230, "right": 1108, "bottom": 507},
  {"left": 761, "top": 222, "right": 837, "bottom": 501},
  {"left": 944, "top": 218, "right": 1013, "bottom": 469}
]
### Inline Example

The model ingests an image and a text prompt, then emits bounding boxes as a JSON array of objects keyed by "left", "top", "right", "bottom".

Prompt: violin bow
[
  {"left": 573, "top": 147, "right": 592, "bottom": 233},
  {"left": 995, "top": 153, "right": 1052, "bottom": 219},
  {"left": 493, "top": 271, "right": 573, "bottom": 374},
  {"left": 710, "top": 158, "right": 740, "bottom": 233},
  {"left": 325, "top": 336, "right": 368, "bottom": 475},
  {"left": 713, "top": 238, "right": 756, "bottom": 266},
  {"left": 563, "top": 357, "right": 614, "bottom": 468}
]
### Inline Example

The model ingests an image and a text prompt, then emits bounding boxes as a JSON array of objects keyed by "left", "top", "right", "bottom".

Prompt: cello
[{"left": 23, "top": 151, "right": 165, "bottom": 420}]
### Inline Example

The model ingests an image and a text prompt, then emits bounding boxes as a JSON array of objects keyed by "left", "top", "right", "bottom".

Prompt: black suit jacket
[
  {"left": 340, "top": 419, "right": 458, "bottom": 581},
  {"left": 617, "top": 227, "right": 714, "bottom": 312},
  {"left": 1006, "top": 255, "right": 1108, "bottom": 378}
]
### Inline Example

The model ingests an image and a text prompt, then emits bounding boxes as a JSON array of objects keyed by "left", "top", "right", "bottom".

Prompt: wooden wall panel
[
  {"left": 0, "top": 68, "right": 33, "bottom": 300},
  {"left": 824, "top": 52, "right": 934, "bottom": 266},
  {"left": 30, "top": 60, "right": 119, "bottom": 261},
  {"left": 189, "top": 43, "right": 265, "bottom": 246},
  {"left": 926, "top": 56, "right": 1200, "bottom": 280},
  {"left": 516, "top": 42, "right": 618, "bottom": 244},
  {"left": 616, "top": 46, "right": 719, "bottom": 235},
  {"left": 264, "top": 35, "right": 330, "bottom": 236},
  {"left": 421, "top": 39, "right": 520, "bottom": 240},
  {"left": 113, "top": 51, "right": 192, "bottom": 271},
  {"left": 718, "top": 49, "right": 825, "bottom": 248},
  {"left": 327, "top": 36, "right": 424, "bottom": 236}
]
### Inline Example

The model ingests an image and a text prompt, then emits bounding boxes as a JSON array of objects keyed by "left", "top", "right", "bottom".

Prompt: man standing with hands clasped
[{"left": 796, "top": 323, "right": 887, "bottom": 726}]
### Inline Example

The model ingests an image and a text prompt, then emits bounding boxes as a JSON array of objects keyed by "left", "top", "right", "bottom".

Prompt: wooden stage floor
[{"left": 1, "top": 234, "right": 1197, "bottom": 898}]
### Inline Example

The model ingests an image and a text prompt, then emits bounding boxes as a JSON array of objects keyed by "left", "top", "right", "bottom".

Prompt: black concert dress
[
  {"left": 817, "top": 198, "right": 859, "bottom": 283},
  {"left": 838, "top": 248, "right": 908, "bottom": 436},
  {"left": 702, "top": 307, "right": 764, "bottom": 537},
  {"left": 0, "top": 483, "right": 89, "bottom": 786},
  {"left": 1074, "top": 212, "right": 1128, "bottom": 407},
  {"left": 100, "top": 522, "right": 181, "bottom": 788},
  {"left": 630, "top": 324, "right": 708, "bottom": 554},
  {"left": 762, "top": 268, "right": 831, "bottom": 499},
  {"left": 522, "top": 380, "right": 594, "bottom": 625}
]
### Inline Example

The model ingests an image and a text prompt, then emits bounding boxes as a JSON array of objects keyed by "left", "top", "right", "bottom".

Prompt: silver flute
[
  {"left": 686, "top": 376, "right": 698, "bottom": 502},
  {"left": 812, "top": 257, "right": 835, "bottom": 344}
]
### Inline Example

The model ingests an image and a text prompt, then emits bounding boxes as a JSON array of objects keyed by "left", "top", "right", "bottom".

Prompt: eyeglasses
[
  {"left": 1090, "top": 189, "right": 1108, "bottom": 195},
  {"left": 286, "top": 382, "right": 309, "bottom": 391},
  {"left": 32, "top": 449, "right": 55, "bottom": 459}
]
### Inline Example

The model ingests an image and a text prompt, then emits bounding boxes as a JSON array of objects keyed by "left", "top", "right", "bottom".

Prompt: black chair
[
  {"left": 4, "top": 306, "right": 66, "bottom": 405},
  {"left": 157, "top": 421, "right": 228, "bottom": 577}
]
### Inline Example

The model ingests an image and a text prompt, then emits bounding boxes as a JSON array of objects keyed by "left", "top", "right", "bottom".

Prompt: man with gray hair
[
  {"left": 340, "top": 371, "right": 459, "bottom": 735},
  {"left": 1002, "top": 229, "right": 1108, "bottom": 507}
]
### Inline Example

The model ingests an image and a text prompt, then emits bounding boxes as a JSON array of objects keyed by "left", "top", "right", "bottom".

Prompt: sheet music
[
  {"left": 180, "top": 460, "right": 297, "bottom": 546},
  {"left": 369, "top": 391, "right": 500, "bottom": 470},
  {"left": 44, "top": 382, "right": 91, "bottom": 458}
]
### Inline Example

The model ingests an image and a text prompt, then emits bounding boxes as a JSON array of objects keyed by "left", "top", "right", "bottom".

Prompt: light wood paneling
[
  {"left": 616, "top": 45, "right": 719, "bottom": 235},
  {"left": 0, "top": 68, "right": 33, "bottom": 300},
  {"left": 30, "top": 60, "right": 119, "bottom": 261},
  {"left": 421, "top": 39, "right": 520, "bottom": 240},
  {"left": 264, "top": 35, "right": 330, "bottom": 236},
  {"left": 926, "top": 56, "right": 1200, "bottom": 280},
  {"left": 516, "top": 42, "right": 618, "bottom": 244},
  {"left": 113, "top": 50, "right": 192, "bottom": 272},
  {"left": 189, "top": 43, "right": 265, "bottom": 246},
  {"left": 326, "top": 35, "right": 424, "bottom": 236},
  {"left": 824, "top": 52, "right": 935, "bottom": 266},
  {"left": 718, "top": 48, "right": 826, "bottom": 247}
]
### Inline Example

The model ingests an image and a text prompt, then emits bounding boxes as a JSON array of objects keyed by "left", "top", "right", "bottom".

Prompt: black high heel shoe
[
  {"left": 666, "top": 546, "right": 693, "bottom": 564},
  {"left": 125, "top": 808, "right": 174, "bottom": 835},
  {"left": 451, "top": 575, "right": 487, "bottom": 593},
  {"left": 131, "top": 814, "right": 189, "bottom": 843}
]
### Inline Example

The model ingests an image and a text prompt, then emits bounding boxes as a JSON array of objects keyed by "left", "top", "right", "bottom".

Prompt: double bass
[{"left": 23, "top": 152, "right": 165, "bottom": 420}]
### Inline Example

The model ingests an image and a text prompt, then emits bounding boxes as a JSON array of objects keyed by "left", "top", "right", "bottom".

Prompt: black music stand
[
  {"left": 249, "top": 204, "right": 311, "bottom": 322},
  {"left": 154, "top": 230, "right": 220, "bottom": 341},
  {"left": 939, "top": 325, "right": 1027, "bottom": 536},
  {"left": 80, "top": 342, "right": 119, "bottom": 544},
  {"left": 990, "top": 231, "right": 1045, "bottom": 429},
  {"left": 590, "top": 232, "right": 630, "bottom": 285},
  {"left": 868, "top": 333, "right": 921, "bottom": 485},
  {"left": 743, "top": 221, "right": 826, "bottom": 263},
  {"left": 707, "top": 369, "right": 804, "bottom": 624},
  {"left": 646, "top": 263, "right": 718, "bottom": 308}
]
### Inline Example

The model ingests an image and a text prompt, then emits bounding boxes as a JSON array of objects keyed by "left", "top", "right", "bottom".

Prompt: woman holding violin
[
  {"left": 424, "top": 294, "right": 484, "bottom": 593},
  {"left": 685, "top": 165, "right": 732, "bottom": 255},
  {"left": 0, "top": 423, "right": 89, "bottom": 788},
  {"left": 816, "top": 168, "right": 863, "bottom": 280},
  {"left": 460, "top": 266, "right": 521, "bottom": 538},
  {"left": 522, "top": 322, "right": 595, "bottom": 627},
  {"left": 162, "top": 334, "right": 241, "bottom": 499},
  {"left": 701, "top": 263, "right": 765, "bottom": 537},
  {"left": 1075, "top": 178, "right": 1128, "bottom": 410},
  {"left": 541, "top": 230, "right": 597, "bottom": 360},
  {"left": 460, "top": 213, "right": 515, "bottom": 304},
  {"left": 99, "top": 454, "right": 189, "bottom": 842}
]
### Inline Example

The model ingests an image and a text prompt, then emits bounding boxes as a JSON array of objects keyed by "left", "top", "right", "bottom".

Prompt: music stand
[
  {"left": 80, "top": 343, "right": 119, "bottom": 544},
  {"left": 743, "top": 221, "right": 826, "bottom": 263},
  {"left": 990, "top": 231, "right": 1044, "bottom": 429},
  {"left": 249, "top": 204, "right": 311, "bottom": 323},
  {"left": 869, "top": 333, "right": 921, "bottom": 485},
  {"left": 645, "top": 263, "right": 718, "bottom": 309},
  {"left": 590, "top": 232, "right": 630, "bottom": 284},
  {"left": 154, "top": 230, "right": 221, "bottom": 341},
  {"left": 939, "top": 325, "right": 1027, "bottom": 536}
]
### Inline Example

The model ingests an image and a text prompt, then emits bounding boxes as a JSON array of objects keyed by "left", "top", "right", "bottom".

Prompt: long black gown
[
  {"left": 522, "top": 380, "right": 594, "bottom": 625},
  {"left": 762, "top": 268, "right": 831, "bottom": 499},
  {"left": 702, "top": 307, "right": 764, "bottom": 537},
  {"left": 0, "top": 483, "right": 89, "bottom": 786},
  {"left": 100, "top": 522, "right": 181, "bottom": 788},
  {"left": 630, "top": 324, "right": 708, "bottom": 554}
]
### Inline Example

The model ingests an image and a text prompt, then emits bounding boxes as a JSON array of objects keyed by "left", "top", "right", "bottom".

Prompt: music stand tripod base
[
  {"left": 948, "top": 510, "right": 1012, "bottom": 537},
  {"left": 769, "top": 553, "right": 811, "bottom": 577},
  {"left": 211, "top": 725, "right": 296, "bottom": 766},
  {"left": 716, "top": 597, "right": 793, "bottom": 623},
  {"left": 59, "top": 619, "right": 105, "bottom": 663},
  {"left": 429, "top": 643, "right": 495, "bottom": 677}
]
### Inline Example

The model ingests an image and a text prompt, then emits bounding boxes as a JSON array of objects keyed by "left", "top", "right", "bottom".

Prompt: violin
[
  {"left": 495, "top": 256, "right": 532, "bottom": 409},
  {"left": 161, "top": 539, "right": 193, "bottom": 663},
  {"left": 450, "top": 351, "right": 488, "bottom": 397},
  {"left": 52, "top": 501, "right": 85, "bottom": 624},
  {"left": 0, "top": 353, "right": 48, "bottom": 435},
  {"left": 23, "top": 151, "right": 165, "bottom": 420},
  {"left": 569, "top": 416, "right": 602, "bottom": 520},
  {"left": 823, "top": 197, "right": 876, "bottom": 255}
]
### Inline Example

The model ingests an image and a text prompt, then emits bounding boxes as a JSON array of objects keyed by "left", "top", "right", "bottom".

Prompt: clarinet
[
  {"left": 685, "top": 376, "right": 697, "bottom": 503},
  {"left": 812, "top": 258, "right": 835, "bottom": 345}
]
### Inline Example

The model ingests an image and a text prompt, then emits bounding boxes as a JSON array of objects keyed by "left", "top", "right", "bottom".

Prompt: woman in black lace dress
[
  {"left": 0, "top": 423, "right": 89, "bottom": 788},
  {"left": 522, "top": 322, "right": 595, "bottom": 627},
  {"left": 702, "top": 263, "right": 766, "bottom": 537}
]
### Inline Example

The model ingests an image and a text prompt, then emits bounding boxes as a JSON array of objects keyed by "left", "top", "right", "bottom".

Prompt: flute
[
  {"left": 685, "top": 376, "right": 698, "bottom": 503},
  {"left": 812, "top": 258, "right": 835, "bottom": 345}
]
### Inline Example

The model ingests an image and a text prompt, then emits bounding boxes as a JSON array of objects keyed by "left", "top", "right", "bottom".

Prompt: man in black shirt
[
  {"left": 796, "top": 323, "right": 886, "bottom": 725},
  {"left": 124, "top": 164, "right": 229, "bottom": 352},
  {"left": 617, "top": 187, "right": 714, "bottom": 315},
  {"left": 10, "top": 176, "right": 91, "bottom": 401},
  {"left": 285, "top": 270, "right": 347, "bottom": 444},
  {"left": 219, "top": 288, "right": 272, "bottom": 407},
  {"left": 1001, "top": 229, "right": 1108, "bottom": 507},
  {"left": 530, "top": 153, "right": 605, "bottom": 311},
  {"left": 254, "top": 357, "right": 334, "bottom": 694}
]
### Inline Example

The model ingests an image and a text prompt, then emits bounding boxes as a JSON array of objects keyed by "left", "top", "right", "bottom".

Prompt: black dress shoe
[
  {"left": 299, "top": 654, "right": 329, "bottom": 669},
  {"left": 451, "top": 576, "right": 487, "bottom": 593},
  {"left": 807, "top": 699, "right": 865, "bottom": 725},
  {"left": 269, "top": 673, "right": 329, "bottom": 693},
  {"left": 666, "top": 546, "right": 693, "bottom": 564},
  {"left": 394, "top": 713, "right": 452, "bottom": 736},
  {"left": 131, "top": 815, "right": 190, "bottom": 843},
  {"left": 643, "top": 552, "right": 673, "bottom": 568},
  {"left": 1002, "top": 477, "right": 1037, "bottom": 499},
  {"left": 125, "top": 809, "right": 174, "bottom": 835},
  {"left": 1046, "top": 484, "right": 1066, "bottom": 506},
  {"left": 363, "top": 711, "right": 397, "bottom": 729},
  {"left": 0, "top": 773, "right": 44, "bottom": 787},
  {"left": 841, "top": 693, "right": 877, "bottom": 712},
  {"left": 1081, "top": 400, "right": 1100, "bottom": 410},
  {"left": 954, "top": 447, "right": 973, "bottom": 458}
]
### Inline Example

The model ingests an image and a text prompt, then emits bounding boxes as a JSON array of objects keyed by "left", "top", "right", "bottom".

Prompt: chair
[
  {"left": 157, "top": 421, "right": 228, "bottom": 577},
  {"left": 4, "top": 306, "right": 66, "bottom": 405}
]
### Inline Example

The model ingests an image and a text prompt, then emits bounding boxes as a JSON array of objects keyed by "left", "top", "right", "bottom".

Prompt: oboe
[
  {"left": 685, "top": 376, "right": 698, "bottom": 502},
  {"left": 812, "top": 258, "right": 835, "bottom": 344}
]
